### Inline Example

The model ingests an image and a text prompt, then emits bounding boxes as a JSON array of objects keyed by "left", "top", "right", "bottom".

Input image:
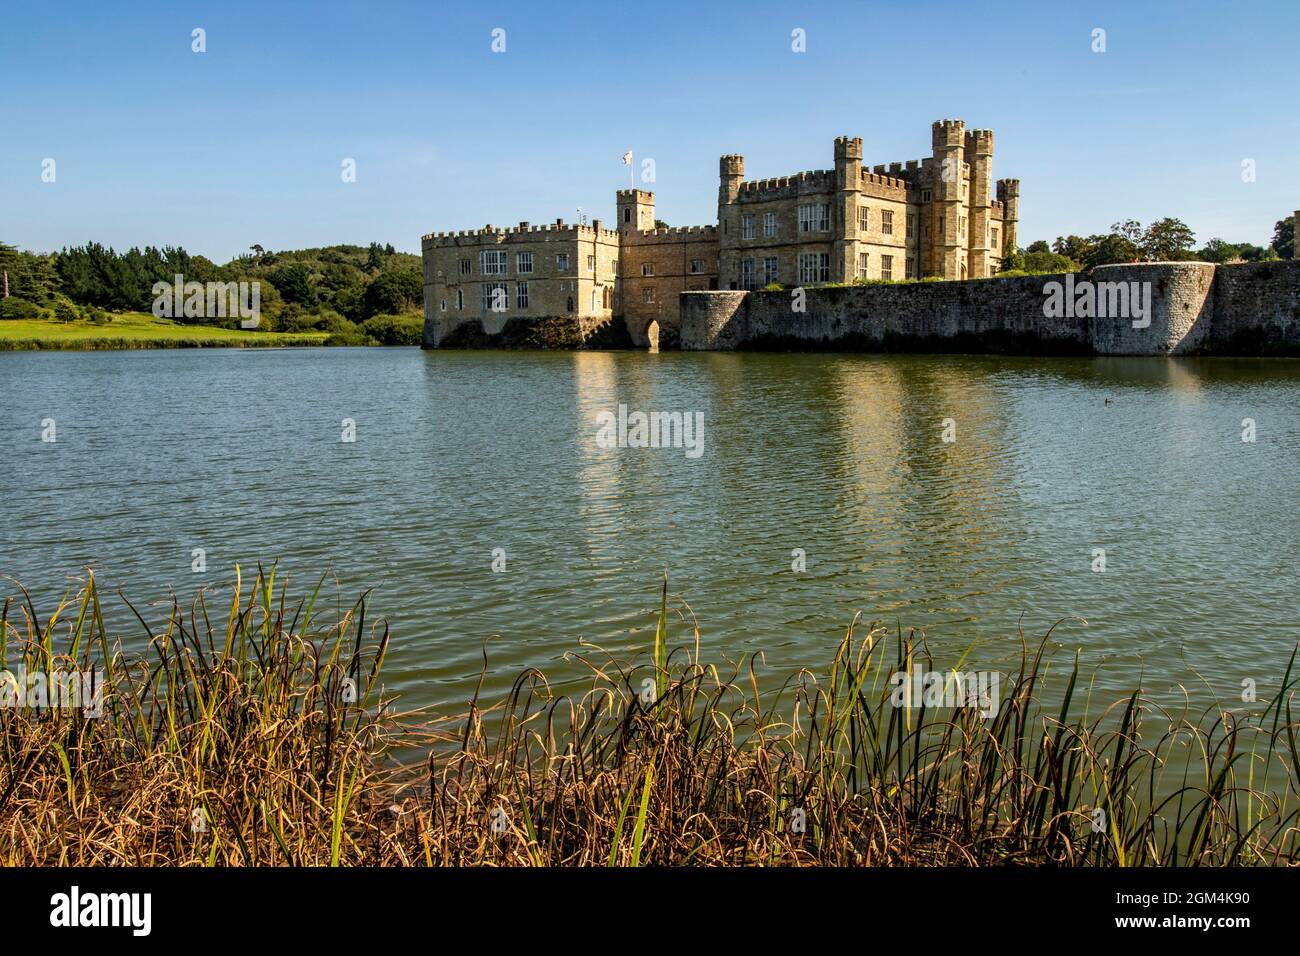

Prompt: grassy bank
[
  {"left": 2, "top": 570, "right": 1297, "bottom": 866},
  {"left": 0, "top": 312, "right": 328, "bottom": 350}
]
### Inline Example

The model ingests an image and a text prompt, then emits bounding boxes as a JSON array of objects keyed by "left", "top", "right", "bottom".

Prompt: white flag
[{"left": 621, "top": 151, "right": 633, "bottom": 166}]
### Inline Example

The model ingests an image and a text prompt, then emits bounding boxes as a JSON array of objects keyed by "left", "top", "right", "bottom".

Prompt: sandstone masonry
[{"left": 422, "top": 119, "right": 1019, "bottom": 348}]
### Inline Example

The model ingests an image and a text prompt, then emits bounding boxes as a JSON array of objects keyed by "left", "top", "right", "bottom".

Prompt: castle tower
[
  {"left": 718, "top": 154, "right": 745, "bottom": 289},
  {"left": 931, "top": 119, "right": 965, "bottom": 279},
  {"left": 965, "top": 128, "right": 994, "bottom": 277},
  {"left": 997, "top": 179, "right": 1020, "bottom": 258},
  {"left": 617, "top": 189, "right": 655, "bottom": 232},
  {"left": 718, "top": 154, "right": 744, "bottom": 209},
  {"left": 833, "top": 136, "right": 863, "bottom": 283}
]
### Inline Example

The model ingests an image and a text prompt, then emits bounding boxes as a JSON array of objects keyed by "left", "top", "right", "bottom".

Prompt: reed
[{"left": 1, "top": 570, "right": 1296, "bottom": 866}]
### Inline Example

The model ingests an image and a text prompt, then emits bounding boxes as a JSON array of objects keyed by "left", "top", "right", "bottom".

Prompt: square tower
[{"left": 617, "top": 189, "right": 655, "bottom": 232}]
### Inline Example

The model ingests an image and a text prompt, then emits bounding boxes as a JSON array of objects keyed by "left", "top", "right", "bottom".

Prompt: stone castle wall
[
  {"left": 679, "top": 260, "right": 1300, "bottom": 356},
  {"left": 1207, "top": 259, "right": 1300, "bottom": 353}
]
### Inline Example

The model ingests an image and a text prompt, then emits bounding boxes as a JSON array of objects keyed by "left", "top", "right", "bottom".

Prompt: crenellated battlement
[
  {"left": 833, "top": 136, "right": 863, "bottom": 163},
  {"left": 737, "top": 169, "right": 835, "bottom": 198},
  {"left": 859, "top": 166, "right": 913, "bottom": 191},
  {"left": 932, "top": 118, "right": 966, "bottom": 149},
  {"left": 625, "top": 224, "right": 719, "bottom": 244},
  {"left": 422, "top": 219, "right": 620, "bottom": 243},
  {"left": 720, "top": 154, "right": 745, "bottom": 176},
  {"left": 965, "top": 128, "right": 994, "bottom": 155}
]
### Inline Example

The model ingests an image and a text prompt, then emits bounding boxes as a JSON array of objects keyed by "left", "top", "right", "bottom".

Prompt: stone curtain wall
[
  {"left": 680, "top": 261, "right": 1300, "bottom": 356},
  {"left": 1208, "top": 260, "right": 1300, "bottom": 354}
]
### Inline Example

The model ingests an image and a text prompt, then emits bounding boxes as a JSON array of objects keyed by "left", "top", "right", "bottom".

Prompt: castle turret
[
  {"left": 719, "top": 154, "right": 744, "bottom": 206},
  {"left": 834, "top": 136, "right": 862, "bottom": 189},
  {"left": 718, "top": 154, "right": 745, "bottom": 288},
  {"left": 833, "top": 136, "right": 863, "bottom": 282},
  {"left": 997, "top": 178, "right": 1020, "bottom": 258},
  {"left": 965, "top": 128, "right": 994, "bottom": 277},
  {"left": 617, "top": 189, "right": 655, "bottom": 232},
  {"left": 931, "top": 119, "right": 966, "bottom": 278}
]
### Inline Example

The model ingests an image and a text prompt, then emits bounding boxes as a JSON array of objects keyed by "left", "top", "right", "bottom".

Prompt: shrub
[
  {"left": 315, "top": 309, "right": 347, "bottom": 330},
  {"left": 0, "top": 296, "right": 41, "bottom": 320},
  {"left": 360, "top": 313, "right": 423, "bottom": 346},
  {"left": 53, "top": 296, "right": 81, "bottom": 323}
]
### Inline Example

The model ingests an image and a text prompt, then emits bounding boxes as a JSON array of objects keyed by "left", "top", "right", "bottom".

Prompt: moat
[{"left": 3, "top": 347, "right": 1297, "bottom": 714}]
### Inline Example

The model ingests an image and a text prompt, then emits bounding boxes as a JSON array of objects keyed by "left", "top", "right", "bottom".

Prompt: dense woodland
[{"left": 0, "top": 241, "right": 425, "bottom": 345}]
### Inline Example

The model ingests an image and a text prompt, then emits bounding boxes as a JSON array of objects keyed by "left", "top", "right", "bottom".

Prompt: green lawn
[{"left": 0, "top": 312, "right": 330, "bottom": 349}]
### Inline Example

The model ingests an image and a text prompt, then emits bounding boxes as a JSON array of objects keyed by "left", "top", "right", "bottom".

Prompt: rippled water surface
[{"left": 3, "top": 348, "right": 1298, "bottom": 713}]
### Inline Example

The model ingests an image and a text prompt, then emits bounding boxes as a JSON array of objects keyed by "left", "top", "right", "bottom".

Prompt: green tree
[
  {"left": 0, "top": 242, "right": 58, "bottom": 302},
  {"left": 1024, "top": 240, "right": 1050, "bottom": 254},
  {"left": 53, "top": 295, "right": 81, "bottom": 323},
  {"left": 1272, "top": 216, "right": 1295, "bottom": 259},
  {"left": 1141, "top": 218, "right": 1196, "bottom": 261},
  {"left": 1111, "top": 219, "right": 1144, "bottom": 244},
  {"left": 362, "top": 269, "right": 422, "bottom": 317},
  {"left": 1021, "top": 250, "right": 1078, "bottom": 273},
  {"left": 1052, "top": 235, "right": 1095, "bottom": 263},
  {"left": 268, "top": 262, "right": 318, "bottom": 307},
  {"left": 1082, "top": 233, "right": 1140, "bottom": 268},
  {"left": 1198, "top": 238, "right": 1240, "bottom": 263},
  {"left": 334, "top": 282, "right": 367, "bottom": 321}
]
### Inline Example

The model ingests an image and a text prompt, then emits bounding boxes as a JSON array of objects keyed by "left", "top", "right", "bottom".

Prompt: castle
[{"left": 422, "top": 119, "right": 1020, "bottom": 348}]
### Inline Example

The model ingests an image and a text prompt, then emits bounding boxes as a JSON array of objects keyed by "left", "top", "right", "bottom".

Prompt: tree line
[
  {"left": 0, "top": 241, "right": 425, "bottom": 345},
  {"left": 1002, "top": 214, "right": 1295, "bottom": 275}
]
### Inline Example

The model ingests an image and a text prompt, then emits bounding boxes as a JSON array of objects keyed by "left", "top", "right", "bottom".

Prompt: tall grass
[
  {"left": 1, "top": 569, "right": 1296, "bottom": 865},
  {"left": 0, "top": 566, "right": 400, "bottom": 864}
]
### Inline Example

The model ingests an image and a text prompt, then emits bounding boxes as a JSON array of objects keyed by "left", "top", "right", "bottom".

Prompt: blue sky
[{"left": 2, "top": 0, "right": 1296, "bottom": 261}]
